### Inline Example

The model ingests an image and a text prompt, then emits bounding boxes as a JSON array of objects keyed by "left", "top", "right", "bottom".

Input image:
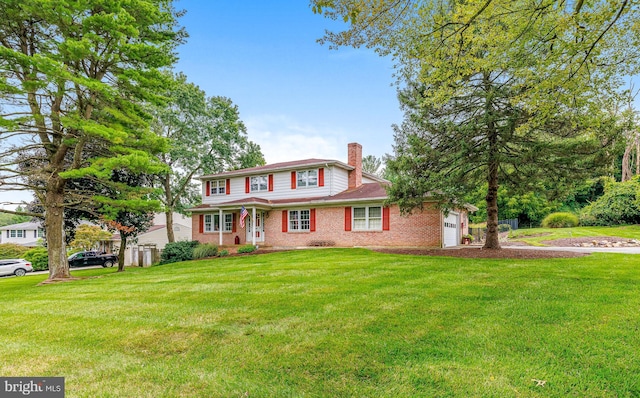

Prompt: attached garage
[{"left": 443, "top": 212, "right": 460, "bottom": 247}]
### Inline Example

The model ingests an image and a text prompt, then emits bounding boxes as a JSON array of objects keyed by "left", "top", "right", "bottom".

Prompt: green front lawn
[
  {"left": 1, "top": 249, "right": 639, "bottom": 397},
  {"left": 509, "top": 224, "right": 640, "bottom": 246}
]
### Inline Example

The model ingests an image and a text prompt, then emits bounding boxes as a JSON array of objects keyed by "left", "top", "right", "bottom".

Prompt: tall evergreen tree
[{"left": 0, "top": 0, "right": 184, "bottom": 279}]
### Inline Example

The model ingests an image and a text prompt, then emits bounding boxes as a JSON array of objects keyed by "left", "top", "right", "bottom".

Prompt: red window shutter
[
  {"left": 310, "top": 208, "right": 316, "bottom": 232},
  {"left": 268, "top": 174, "right": 274, "bottom": 191},
  {"left": 291, "top": 171, "right": 296, "bottom": 189},
  {"left": 282, "top": 211, "right": 288, "bottom": 232},
  {"left": 226, "top": 179, "right": 230, "bottom": 195},
  {"left": 245, "top": 177, "right": 250, "bottom": 193},
  {"left": 344, "top": 207, "right": 352, "bottom": 231},
  {"left": 318, "top": 168, "right": 324, "bottom": 187},
  {"left": 383, "top": 207, "right": 390, "bottom": 231},
  {"left": 205, "top": 181, "right": 210, "bottom": 197},
  {"left": 199, "top": 215, "right": 204, "bottom": 233},
  {"left": 232, "top": 213, "right": 237, "bottom": 232}
]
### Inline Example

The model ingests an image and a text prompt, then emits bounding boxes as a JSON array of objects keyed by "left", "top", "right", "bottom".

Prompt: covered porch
[{"left": 191, "top": 200, "right": 273, "bottom": 247}]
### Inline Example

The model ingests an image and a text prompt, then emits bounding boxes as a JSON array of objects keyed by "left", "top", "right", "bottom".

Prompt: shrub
[
  {"left": 237, "top": 244, "right": 257, "bottom": 254},
  {"left": 497, "top": 224, "right": 511, "bottom": 233},
  {"left": 192, "top": 243, "right": 218, "bottom": 259},
  {"left": 23, "top": 247, "right": 49, "bottom": 271},
  {"left": 579, "top": 179, "right": 640, "bottom": 226},
  {"left": 219, "top": 250, "right": 229, "bottom": 257},
  {"left": 0, "top": 243, "right": 29, "bottom": 259},
  {"left": 541, "top": 212, "right": 579, "bottom": 228},
  {"left": 160, "top": 240, "right": 199, "bottom": 264}
]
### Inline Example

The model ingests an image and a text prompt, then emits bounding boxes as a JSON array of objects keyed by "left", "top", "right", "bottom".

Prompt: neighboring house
[
  {"left": 0, "top": 221, "right": 44, "bottom": 247},
  {"left": 191, "top": 143, "right": 474, "bottom": 249},
  {"left": 112, "top": 213, "right": 193, "bottom": 265}
]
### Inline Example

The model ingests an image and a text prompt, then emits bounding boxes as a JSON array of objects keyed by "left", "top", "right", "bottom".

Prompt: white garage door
[{"left": 443, "top": 212, "right": 460, "bottom": 247}]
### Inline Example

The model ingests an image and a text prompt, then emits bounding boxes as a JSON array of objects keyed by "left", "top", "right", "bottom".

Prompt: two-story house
[
  {"left": 190, "top": 143, "right": 473, "bottom": 249},
  {"left": 0, "top": 221, "right": 45, "bottom": 247}
]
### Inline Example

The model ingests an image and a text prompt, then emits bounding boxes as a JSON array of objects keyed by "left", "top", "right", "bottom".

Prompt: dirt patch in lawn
[{"left": 374, "top": 247, "right": 588, "bottom": 259}]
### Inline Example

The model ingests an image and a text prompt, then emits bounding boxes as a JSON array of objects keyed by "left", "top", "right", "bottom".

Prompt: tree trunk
[
  {"left": 636, "top": 133, "right": 640, "bottom": 175},
  {"left": 165, "top": 210, "right": 175, "bottom": 243},
  {"left": 164, "top": 173, "right": 175, "bottom": 243},
  {"left": 484, "top": 165, "right": 501, "bottom": 250},
  {"left": 45, "top": 177, "right": 70, "bottom": 279},
  {"left": 622, "top": 144, "right": 632, "bottom": 182},
  {"left": 483, "top": 76, "right": 501, "bottom": 250},
  {"left": 117, "top": 235, "right": 127, "bottom": 272}
]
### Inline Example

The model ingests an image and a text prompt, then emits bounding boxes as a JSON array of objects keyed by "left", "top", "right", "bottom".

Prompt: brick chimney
[{"left": 347, "top": 142, "right": 362, "bottom": 189}]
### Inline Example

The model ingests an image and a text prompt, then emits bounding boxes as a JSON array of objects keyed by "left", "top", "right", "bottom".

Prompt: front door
[{"left": 246, "top": 211, "right": 265, "bottom": 243}]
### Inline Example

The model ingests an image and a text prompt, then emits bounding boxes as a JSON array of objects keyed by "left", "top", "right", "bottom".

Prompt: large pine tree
[{"left": 0, "top": 0, "right": 184, "bottom": 279}]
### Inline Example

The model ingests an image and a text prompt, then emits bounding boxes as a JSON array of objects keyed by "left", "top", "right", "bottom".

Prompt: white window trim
[
  {"left": 204, "top": 213, "right": 233, "bottom": 233},
  {"left": 250, "top": 175, "right": 268, "bottom": 192},
  {"left": 296, "top": 169, "right": 318, "bottom": 188},
  {"left": 353, "top": 206, "right": 383, "bottom": 231},
  {"left": 289, "top": 209, "right": 311, "bottom": 232},
  {"left": 210, "top": 180, "right": 226, "bottom": 195}
]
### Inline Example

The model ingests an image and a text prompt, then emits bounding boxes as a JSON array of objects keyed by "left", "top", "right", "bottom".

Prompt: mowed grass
[
  {"left": 509, "top": 224, "right": 640, "bottom": 246},
  {"left": 1, "top": 249, "right": 639, "bottom": 397}
]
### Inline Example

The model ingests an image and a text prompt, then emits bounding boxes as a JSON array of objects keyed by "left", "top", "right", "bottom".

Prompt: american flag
[{"left": 240, "top": 206, "right": 249, "bottom": 228}]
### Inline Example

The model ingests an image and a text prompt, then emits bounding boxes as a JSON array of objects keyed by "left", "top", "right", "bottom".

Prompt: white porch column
[
  {"left": 218, "top": 209, "right": 223, "bottom": 246},
  {"left": 251, "top": 207, "right": 256, "bottom": 246}
]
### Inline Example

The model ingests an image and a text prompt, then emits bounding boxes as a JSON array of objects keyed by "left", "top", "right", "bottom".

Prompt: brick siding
[{"left": 192, "top": 203, "right": 456, "bottom": 248}]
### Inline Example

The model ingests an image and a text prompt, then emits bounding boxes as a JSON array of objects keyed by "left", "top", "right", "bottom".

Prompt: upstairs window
[
  {"left": 210, "top": 180, "right": 226, "bottom": 195},
  {"left": 250, "top": 175, "right": 268, "bottom": 192},
  {"left": 297, "top": 170, "right": 318, "bottom": 188},
  {"left": 353, "top": 206, "right": 382, "bottom": 231}
]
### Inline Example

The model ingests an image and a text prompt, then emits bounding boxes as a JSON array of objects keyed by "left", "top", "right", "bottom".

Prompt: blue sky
[{"left": 174, "top": 0, "right": 402, "bottom": 164}]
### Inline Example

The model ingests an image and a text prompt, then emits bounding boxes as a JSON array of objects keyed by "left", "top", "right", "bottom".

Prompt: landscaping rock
[{"left": 542, "top": 236, "right": 640, "bottom": 248}]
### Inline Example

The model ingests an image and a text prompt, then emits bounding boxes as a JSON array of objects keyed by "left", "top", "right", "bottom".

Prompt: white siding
[
  {"left": 0, "top": 229, "right": 38, "bottom": 245},
  {"left": 330, "top": 167, "right": 349, "bottom": 194},
  {"left": 122, "top": 223, "right": 192, "bottom": 265},
  {"left": 203, "top": 166, "right": 353, "bottom": 204},
  {"left": 153, "top": 212, "right": 191, "bottom": 226}
]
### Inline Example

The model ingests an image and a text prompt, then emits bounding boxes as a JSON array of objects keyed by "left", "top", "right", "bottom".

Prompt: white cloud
[{"left": 245, "top": 114, "right": 350, "bottom": 164}]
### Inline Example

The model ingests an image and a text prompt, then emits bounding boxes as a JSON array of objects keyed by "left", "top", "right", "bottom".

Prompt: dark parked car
[{"left": 68, "top": 251, "right": 117, "bottom": 268}]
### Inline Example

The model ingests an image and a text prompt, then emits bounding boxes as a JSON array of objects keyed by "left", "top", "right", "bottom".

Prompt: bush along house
[{"left": 190, "top": 143, "right": 474, "bottom": 249}]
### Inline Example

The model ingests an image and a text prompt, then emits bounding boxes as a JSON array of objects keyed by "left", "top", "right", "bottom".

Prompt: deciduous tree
[
  {"left": 70, "top": 224, "right": 112, "bottom": 251},
  {"left": 150, "top": 73, "right": 265, "bottom": 242}
]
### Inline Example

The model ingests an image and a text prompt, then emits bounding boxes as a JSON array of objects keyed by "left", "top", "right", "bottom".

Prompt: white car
[{"left": 0, "top": 259, "right": 33, "bottom": 277}]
